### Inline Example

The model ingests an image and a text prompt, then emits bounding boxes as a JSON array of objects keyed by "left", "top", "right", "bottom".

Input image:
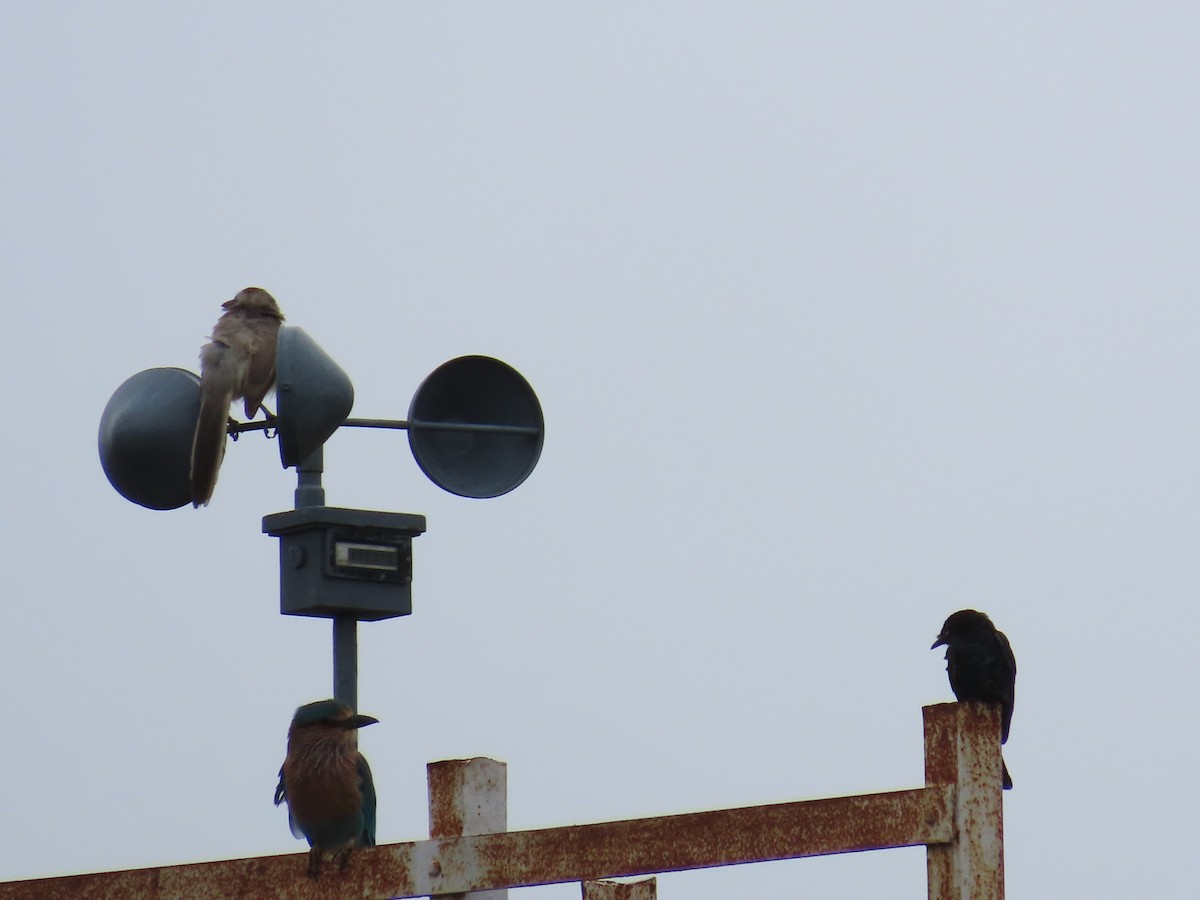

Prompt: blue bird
[{"left": 274, "top": 699, "right": 378, "bottom": 878}]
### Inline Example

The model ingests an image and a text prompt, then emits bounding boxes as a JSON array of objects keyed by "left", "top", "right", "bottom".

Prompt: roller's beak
[{"left": 347, "top": 714, "right": 379, "bottom": 730}]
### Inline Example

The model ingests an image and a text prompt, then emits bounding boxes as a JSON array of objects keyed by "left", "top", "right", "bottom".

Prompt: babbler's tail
[{"left": 190, "top": 384, "right": 233, "bottom": 507}]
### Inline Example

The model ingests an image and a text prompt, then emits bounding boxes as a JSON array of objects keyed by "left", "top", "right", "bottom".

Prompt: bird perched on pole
[
  {"left": 274, "top": 699, "right": 379, "bottom": 878},
  {"left": 932, "top": 609, "right": 1016, "bottom": 789},
  {"left": 189, "top": 286, "right": 285, "bottom": 507}
]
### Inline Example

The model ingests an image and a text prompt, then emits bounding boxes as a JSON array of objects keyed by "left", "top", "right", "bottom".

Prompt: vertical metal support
[
  {"left": 291, "top": 445, "right": 360, "bottom": 711},
  {"left": 294, "top": 446, "right": 325, "bottom": 509},
  {"left": 924, "top": 702, "right": 1005, "bottom": 900},
  {"left": 332, "top": 616, "right": 357, "bottom": 710},
  {"left": 582, "top": 878, "right": 658, "bottom": 899},
  {"left": 428, "top": 758, "right": 509, "bottom": 900}
]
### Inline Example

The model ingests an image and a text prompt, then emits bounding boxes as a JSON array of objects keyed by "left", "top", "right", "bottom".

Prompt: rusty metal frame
[{"left": 0, "top": 703, "right": 1004, "bottom": 900}]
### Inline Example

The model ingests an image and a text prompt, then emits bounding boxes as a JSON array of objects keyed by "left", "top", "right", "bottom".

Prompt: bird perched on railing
[
  {"left": 190, "top": 286, "right": 285, "bottom": 507},
  {"left": 932, "top": 609, "right": 1016, "bottom": 790},
  {"left": 274, "top": 699, "right": 379, "bottom": 878}
]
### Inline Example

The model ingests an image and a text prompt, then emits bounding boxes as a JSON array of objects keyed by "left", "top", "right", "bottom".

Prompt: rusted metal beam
[
  {"left": 924, "top": 702, "right": 1005, "bottom": 900},
  {"left": 0, "top": 785, "right": 953, "bottom": 900},
  {"left": 404, "top": 784, "right": 954, "bottom": 896}
]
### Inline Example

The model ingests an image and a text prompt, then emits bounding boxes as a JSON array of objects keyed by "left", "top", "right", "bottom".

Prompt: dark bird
[
  {"left": 274, "top": 699, "right": 378, "bottom": 878},
  {"left": 189, "top": 287, "right": 285, "bottom": 506},
  {"left": 932, "top": 609, "right": 1016, "bottom": 790}
]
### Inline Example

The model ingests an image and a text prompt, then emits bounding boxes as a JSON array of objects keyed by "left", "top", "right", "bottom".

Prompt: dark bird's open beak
[{"left": 346, "top": 714, "right": 379, "bottom": 730}]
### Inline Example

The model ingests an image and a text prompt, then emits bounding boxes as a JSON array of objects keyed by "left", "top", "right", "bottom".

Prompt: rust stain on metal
[
  {"left": 428, "top": 758, "right": 477, "bottom": 837},
  {"left": 0, "top": 849, "right": 386, "bottom": 900},
  {"left": 427, "top": 757, "right": 508, "bottom": 836}
]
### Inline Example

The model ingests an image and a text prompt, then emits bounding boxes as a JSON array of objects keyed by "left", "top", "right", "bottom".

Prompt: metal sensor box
[{"left": 263, "top": 507, "right": 427, "bottom": 621}]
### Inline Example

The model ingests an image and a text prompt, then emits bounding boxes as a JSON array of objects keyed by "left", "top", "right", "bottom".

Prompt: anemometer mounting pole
[
  {"left": 332, "top": 617, "right": 358, "bottom": 710},
  {"left": 294, "top": 445, "right": 326, "bottom": 509},
  {"left": 291, "top": 446, "right": 357, "bottom": 711}
]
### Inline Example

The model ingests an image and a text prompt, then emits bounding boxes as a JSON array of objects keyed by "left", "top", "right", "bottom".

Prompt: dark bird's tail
[
  {"left": 190, "top": 380, "right": 234, "bottom": 507},
  {"left": 1002, "top": 756, "right": 1013, "bottom": 790}
]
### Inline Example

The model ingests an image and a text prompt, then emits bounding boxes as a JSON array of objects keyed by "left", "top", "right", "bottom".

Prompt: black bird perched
[{"left": 931, "top": 609, "right": 1016, "bottom": 790}]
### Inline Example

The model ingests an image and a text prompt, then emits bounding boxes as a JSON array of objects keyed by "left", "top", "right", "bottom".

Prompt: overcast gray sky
[{"left": 2, "top": 3, "right": 1197, "bottom": 897}]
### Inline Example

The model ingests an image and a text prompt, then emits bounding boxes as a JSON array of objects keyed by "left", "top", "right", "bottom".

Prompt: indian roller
[{"left": 274, "top": 699, "right": 378, "bottom": 877}]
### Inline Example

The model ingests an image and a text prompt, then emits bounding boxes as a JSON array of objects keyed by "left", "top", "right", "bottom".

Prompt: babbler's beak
[{"left": 347, "top": 714, "right": 379, "bottom": 730}]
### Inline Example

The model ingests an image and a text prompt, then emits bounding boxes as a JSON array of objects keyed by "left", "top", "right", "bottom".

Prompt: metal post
[
  {"left": 924, "top": 702, "right": 1005, "bottom": 900},
  {"left": 293, "top": 446, "right": 325, "bottom": 509},
  {"left": 428, "top": 758, "right": 509, "bottom": 900},
  {"left": 582, "top": 878, "right": 657, "bottom": 899},
  {"left": 291, "top": 445, "right": 358, "bottom": 711},
  {"left": 333, "top": 616, "right": 357, "bottom": 710}
]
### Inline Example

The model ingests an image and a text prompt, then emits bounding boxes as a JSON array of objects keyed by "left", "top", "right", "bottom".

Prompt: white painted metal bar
[{"left": 428, "top": 757, "right": 509, "bottom": 900}]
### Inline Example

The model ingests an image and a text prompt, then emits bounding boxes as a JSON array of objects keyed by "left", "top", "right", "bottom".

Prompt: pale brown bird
[{"left": 190, "top": 287, "right": 285, "bottom": 506}]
